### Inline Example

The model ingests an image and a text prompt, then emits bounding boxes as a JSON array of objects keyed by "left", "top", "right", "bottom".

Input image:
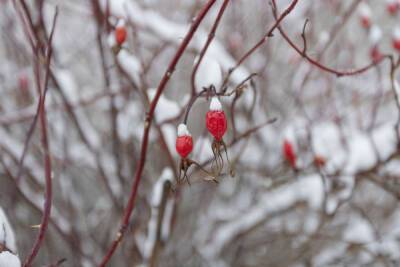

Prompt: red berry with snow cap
[
  {"left": 283, "top": 139, "right": 296, "bottom": 169},
  {"left": 115, "top": 20, "right": 127, "bottom": 46},
  {"left": 387, "top": 0, "right": 399, "bottom": 15},
  {"left": 370, "top": 46, "right": 382, "bottom": 62},
  {"left": 359, "top": 3, "right": 371, "bottom": 29},
  {"left": 176, "top": 124, "right": 193, "bottom": 158},
  {"left": 206, "top": 97, "right": 227, "bottom": 141},
  {"left": 393, "top": 28, "right": 400, "bottom": 52}
]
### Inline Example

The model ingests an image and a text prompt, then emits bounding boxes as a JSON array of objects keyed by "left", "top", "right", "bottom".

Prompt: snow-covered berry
[
  {"left": 392, "top": 28, "right": 400, "bottom": 52},
  {"left": 176, "top": 124, "right": 193, "bottom": 158},
  {"left": 387, "top": 0, "right": 399, "bottom": 15},
  {"left": 370, "top": 45, "right": 382, "bottom": 62},
  {"left": 206, "top": 97, "right": 227, "bottom": 141},
  {"left": 359, "top": 3, "right": 371, "bottom": 29}
]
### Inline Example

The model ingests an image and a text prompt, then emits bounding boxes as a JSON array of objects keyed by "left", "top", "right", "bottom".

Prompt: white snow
[
  {"left": 209, "top": 97, "right": 222, "bottom": 111},
  {"left": 116, "top": 18, "right": 126, "bottom": 28},
  {"left": 116, "top": 50, "right": 141, "bottom": 84},
  {"left": 177, "top": 123, "right": 190, "bottom": 137},
  {"left": 143, "top": 168, "right": 174, "bottom": 262},
  {"left": 199, "top": 175, "right": 324, "bottom": 258},
  {"left": 359, "top": 2, "right": 371, "bottom": 18},
  {"left": 195, "top": 55, "right": 222, "bottom": 91},
  {"left": 0, "top": 208, "right": 17, "bottom": 253},
  {"left": 393, "top": 27, "right": 400, "bottom": 41},
  {"left": 148, "top": 89, "right": 181, "bottom": 123},
  {"left": 343, "top": 217, "right": 375, "bottom": 243},
  {"left": 344, "top": 132, "right": 377, "bottom": 173},
  {"left": 151, "top": 168, "right": 173, "bottom": 207},
  {"left": 0, "top": 251, "right": 21, "bottom": 267},
  {"left": 369, "top": 25, "right": 382, "bottom": 45},
  {"left": 101, "top": 0, "right": 250, "bottom": 88}
]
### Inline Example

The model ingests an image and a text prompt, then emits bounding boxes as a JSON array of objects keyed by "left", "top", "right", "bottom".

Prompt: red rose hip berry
[
  {"left": 115, "top": 20, "right": 127, "bottom": 46},
  {"left": 283, "top": 139, "right": 296, "bottom": 169},
  {"left": 359, "top": 3, "right": 371, "bottom": 29},
  {"left": 206, "top": 97, "right": 227, "bottom": 141},
  {"left": 393, "top": 28, "right": 400, "bottom": 52},
  {"left": 387, "top": 0, "right": 399, "bottom": 15},
  {"left": 176, "top": 124, "right": 193, "bottom": 158}
]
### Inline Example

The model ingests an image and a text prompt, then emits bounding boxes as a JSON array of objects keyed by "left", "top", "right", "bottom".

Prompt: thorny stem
[
  {"left": 23, "top": 8, "right": 58, "bottom": 267},
  {"left": 99, "top": 1, "right": 218, "bottom": 265}
]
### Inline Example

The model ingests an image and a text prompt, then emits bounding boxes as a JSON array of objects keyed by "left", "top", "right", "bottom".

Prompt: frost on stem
[
  {"left": 0, "top": 251, "right": 21, "bottom": 267},
  {"left": 142, "top": 168, "right": 174, "bottom": 266},
  {"left": 0, "top": 207, "right": 20, "bottom": 267},
  {"left": 194, "top": 56, "right": 222, "bottom": 92},
  {"left": 358, "top": 2, "right": 372, "bottom": 29},
  {"left": 209, "top": 96, "right": 222, "bottom": 111},
  {"left": 177, "top": 123, "right": 191, "bottom": 137},
  {"left": 369, "top": 25, "right": 382, "bottom": 45}
]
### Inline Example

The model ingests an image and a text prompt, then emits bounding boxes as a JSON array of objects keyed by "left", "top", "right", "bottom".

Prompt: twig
[{"left": 23, "top": 7, "right": 58, "bottom": 267}]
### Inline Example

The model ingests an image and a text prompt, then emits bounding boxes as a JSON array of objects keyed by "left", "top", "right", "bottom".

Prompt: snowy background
[{"left": 1, "top": 0, "right": 400, "bottom": 266}]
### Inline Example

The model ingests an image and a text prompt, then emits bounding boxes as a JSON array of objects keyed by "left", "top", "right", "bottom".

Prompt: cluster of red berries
[
  {"left": 358, "top": 1, "right": 400, "bottom": 61},
  {"left": 175, "top": 97, "right": 229, "bottom": 183},
  {"left": 282, "top": 139, "right": 326, "bottom": 171}
]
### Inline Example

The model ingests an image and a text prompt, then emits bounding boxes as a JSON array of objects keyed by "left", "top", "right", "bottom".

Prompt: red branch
[{"left": 98, "top": 1, "right": 218, "bottom": 265}]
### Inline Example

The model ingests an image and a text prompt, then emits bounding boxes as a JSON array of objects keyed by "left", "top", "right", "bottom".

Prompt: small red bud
[
  {"left": 283, "top": 139, "right": 296, "bottom": 169},
  {"left": 314, "top": 155, "right": 326, "bottom": 168},
  {"left": 115, "top": 20, "right": 127, "bottom": 46},
  {"left": 360, "top": 16, "right": 370, "bottom": 29},
  {"left": 206, "top": 97, "right": 227, "bottom": 141},
  {"left": 359, "top": 3, "right": 371, "bottom": 29},
  {"left": 387, "top": 0, "right": 399, "bottom": 15},
  {"left": 370, "top": 46, "right": 382, "bottom": 62},
  {"left": 176, "top": 124, "right": 193, "bottom": 158},
  {"left": 393, "top": 39, "right": 400, "bottom": 52},
  {"left": 393, "top": 28, "right": 400, "bottom": 52},
  {"left": 18, "top": 74, "right": 29, "bottom": 92}
]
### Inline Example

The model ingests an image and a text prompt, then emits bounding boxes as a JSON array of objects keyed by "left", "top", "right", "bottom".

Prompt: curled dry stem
[
  {"left": 211, "top": 139, "right": 235, "bottom": 178},
  {"left": 178, "top": 158, "right": 219, "bottom": 184}
]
